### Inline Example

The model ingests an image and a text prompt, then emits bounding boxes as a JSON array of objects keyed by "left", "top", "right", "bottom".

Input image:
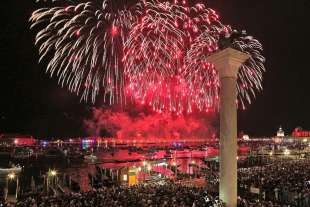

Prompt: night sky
[{"left": 0, "top": 0, "right": 310, "bottom": 138}]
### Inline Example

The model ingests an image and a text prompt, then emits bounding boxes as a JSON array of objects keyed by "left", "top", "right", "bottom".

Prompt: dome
[{"left": 277, "top": 126, "right": 285, "bottom": 137}]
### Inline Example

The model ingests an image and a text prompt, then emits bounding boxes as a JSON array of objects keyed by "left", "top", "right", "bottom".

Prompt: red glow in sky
[{"left": 84, "top": 108, "right": 217, "bottom": 139}]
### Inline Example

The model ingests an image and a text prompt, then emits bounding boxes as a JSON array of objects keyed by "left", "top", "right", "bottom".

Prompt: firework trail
[
  {"left": 124, "top": 0, "right": 230, "bottom": 113},
  {"left": 30, "top": 0, "right": 265, "bottom": 113},
  {"left": 30, "top": 0, "right": 140, "bottom": 104},
  {"left": 185, "top": 29, "right": 265, "bottom": 110},
  {"left": 124, "top": 0, "right": 265, "bottom": 113}
]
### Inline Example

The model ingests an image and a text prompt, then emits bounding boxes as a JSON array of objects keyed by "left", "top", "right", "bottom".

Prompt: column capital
[{"left": 206, "top": 48, "right": 250, "bottom": 78}]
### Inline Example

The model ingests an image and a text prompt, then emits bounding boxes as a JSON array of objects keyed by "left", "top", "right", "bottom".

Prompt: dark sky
[{"left": 0, "top": 0, "right": 310, "bottom": 138}]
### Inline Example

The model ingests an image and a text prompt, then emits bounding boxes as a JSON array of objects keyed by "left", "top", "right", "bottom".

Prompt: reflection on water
[{"left": 62, "top": 147, "right": 219, "bottom": 191}]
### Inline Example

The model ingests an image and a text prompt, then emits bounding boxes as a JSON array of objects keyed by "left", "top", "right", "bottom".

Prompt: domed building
[
  {"left": 272, "top": 126, "right": 285, "bottom": 144},
  {"left": 277, "top": 126, "right": 285, "bottom": 137}
]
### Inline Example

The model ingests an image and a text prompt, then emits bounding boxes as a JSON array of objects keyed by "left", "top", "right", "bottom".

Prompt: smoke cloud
[{"left": 84, "top": 107, "right": 218, "bottom": 139}]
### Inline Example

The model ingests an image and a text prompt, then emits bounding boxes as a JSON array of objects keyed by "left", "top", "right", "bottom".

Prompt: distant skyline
[{"left": 1, "top": 0, "right": 310, "bottom": 138}]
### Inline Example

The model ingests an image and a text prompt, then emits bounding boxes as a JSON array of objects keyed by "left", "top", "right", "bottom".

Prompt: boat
[
  {"left": 0, "top": 166, "right": 22, "bottom": 174},
  {"left": 12, "top": 148, "right": 33, "bottom": 159},
  {"left": 0, "top": 165, "right": 22, "bottom": 182}
]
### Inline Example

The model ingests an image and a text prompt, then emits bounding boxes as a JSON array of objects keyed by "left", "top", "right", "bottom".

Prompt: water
[{"left": 0, "top": 144, "right": 220, "bottom": 193}]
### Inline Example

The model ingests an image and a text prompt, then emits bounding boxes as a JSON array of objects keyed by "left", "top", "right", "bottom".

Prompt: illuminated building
[
  {"left": 277, "top": 126, "right": 285, "bottom": 137},
  {"left": 0, "top": 134, "right": 36, "bottom": 146},
  {"left": 292, "top": 127, "right": 310, "bottom": 138}
]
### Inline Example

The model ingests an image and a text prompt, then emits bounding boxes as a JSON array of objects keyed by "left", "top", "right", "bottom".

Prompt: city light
[
  {"left": 284, "top": 149, "right": 290, "bottom": 155},
  {"left": 8, "top": 173, "right": 15, "bottom": 180},
  {"left": 2, "top": 0, "right": 309, "bottom": 206},
  {"left": 49, "top": 170, "right": 57, "bottom": 177}
]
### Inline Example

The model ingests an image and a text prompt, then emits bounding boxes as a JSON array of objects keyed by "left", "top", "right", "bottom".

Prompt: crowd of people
[
  {"left": 202, "top": 158, "right": 310, "bottom": 206},
  {"left": 238, "top": 159, "right": 310, "bottom": 207},
  {"left": 15, "top": 183, "right": 223, "bottom": 207}
]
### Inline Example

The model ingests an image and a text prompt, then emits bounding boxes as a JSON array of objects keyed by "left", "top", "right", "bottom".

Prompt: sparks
[
  {"left": 30, "top": 0, "right": 140, "bottom": 104},
  {"left": 30, "top": 0, "right": 265, "bottom": 113}
]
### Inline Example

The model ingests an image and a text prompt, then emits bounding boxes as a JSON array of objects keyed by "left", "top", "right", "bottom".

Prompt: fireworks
[
  {"left": 30, "top": 0, "right": 139, "bottom": 103},
  {"left": 185, "top": 30, "right": 266, "bottom": 110},
  {"left": 30, "top": 0, "right": 265, "bottom": 113},
  {"left": 123, "top": 1, "right": 230, "bottom": 113}
]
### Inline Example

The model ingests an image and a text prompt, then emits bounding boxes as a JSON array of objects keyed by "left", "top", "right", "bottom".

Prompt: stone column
[{"left": 207, "top": 48, "right": 249, "bottom": 207}]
